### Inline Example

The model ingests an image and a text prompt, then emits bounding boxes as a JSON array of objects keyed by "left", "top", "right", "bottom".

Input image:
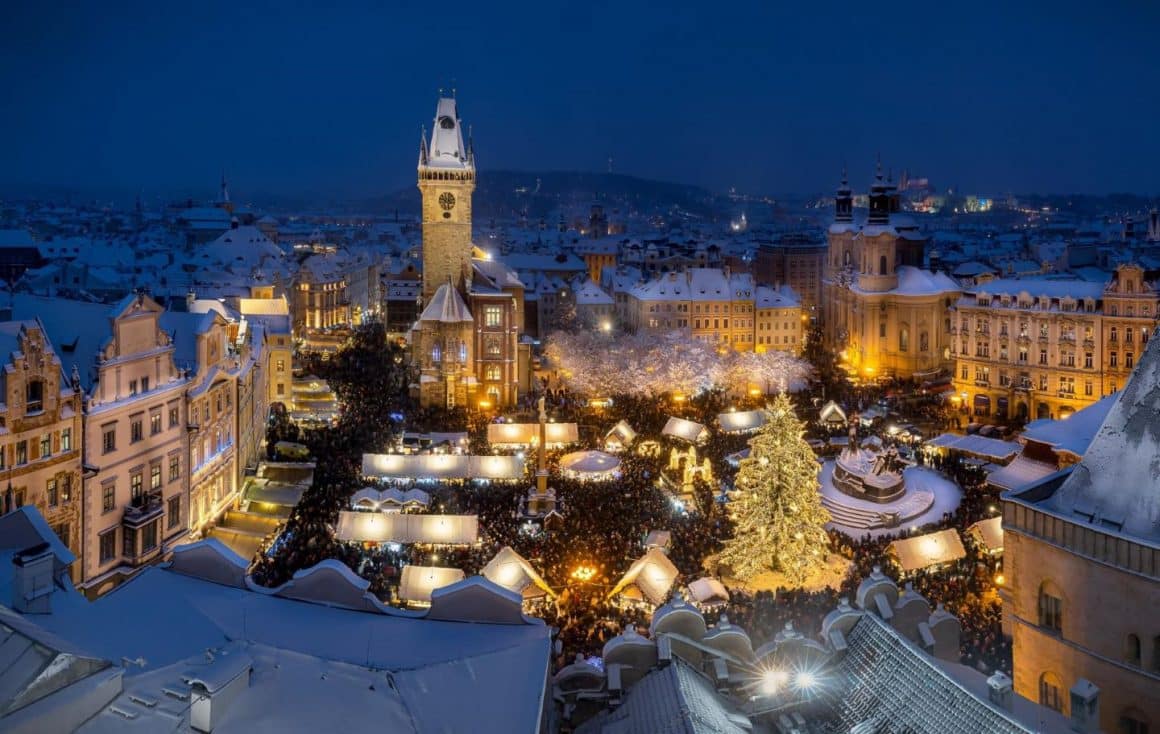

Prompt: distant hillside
[{"left": 363, "top": 170, "right": 724, "bottom": 221}]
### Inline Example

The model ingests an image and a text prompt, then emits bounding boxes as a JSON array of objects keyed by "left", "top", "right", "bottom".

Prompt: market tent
[
  {"left": 819, "top": 400, "right": 848, "bottom": 425},
  {"left": 888, "top": 529, "right": 967, "bottom": 573},
  {"left": 399, "top": 565, "right": 466, "bottom": 605},
  {"left": 966, "top": 517, "right": 1004, "bottom": 554},
  {"left": 361, "top": 453, "right": 524, "bottom": 481},
  {"left": 717, "top": 409, "right": 765, "bottom": 435},
  {"left": 604, "top": 420, "right": 637, "bottom": 451},
  {"left": 924, "top": 434, "right": 1020, "bottom": 463},
  {"left": 608, "top": 548, "right": 679, "bottom": 606},
  {"left": 482, "top": 546, "right": 556, "bottom": 600},
  {"left": 559, "top": 450, "right": 621, "bottom": 480},
  {"left": 662, "top": 417, "right": 709, "bottom": 444},
  {"left": 686, "top": 577, "right": 730, "bottom": 607},
  {"left": 985, "top": 455, "right": 1058, "bottom": 492},
  {"left": 644, "top": 530, "right": 672, "bottom": 552},
  {"left": 350, "top": 487, "right": 431, "bottom": 511},
  {"left": 335, "top": 512, "right": 479, "bottom": 545},
  {"left": 487, "top": 422, "right": 579, "bottom": 448}
]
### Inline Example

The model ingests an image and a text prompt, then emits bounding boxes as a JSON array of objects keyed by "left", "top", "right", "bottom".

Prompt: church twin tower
[{"left": 412, "top": 95, "right": 523, "bottom": 410}]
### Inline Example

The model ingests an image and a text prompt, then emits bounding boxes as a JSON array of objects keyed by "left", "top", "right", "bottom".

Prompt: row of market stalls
[
  {"left": 886, "top": 517, "right": 1003, "bottom": 573},
  {"left": 361, "top": 453, "right": 525, "bottom": 482}
]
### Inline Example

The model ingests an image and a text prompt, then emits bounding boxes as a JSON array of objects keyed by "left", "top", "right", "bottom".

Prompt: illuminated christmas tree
[{"left": 719, "top": 393, "right": 830, "bottom": 584}]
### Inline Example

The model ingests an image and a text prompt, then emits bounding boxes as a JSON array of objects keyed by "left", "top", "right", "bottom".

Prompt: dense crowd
[{"left": 251, "top": 322, "right": 1012, "bottom": 680}]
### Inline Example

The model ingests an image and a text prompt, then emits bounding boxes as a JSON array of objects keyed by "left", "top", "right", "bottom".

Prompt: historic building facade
[
  {"left": 1003, "top": 331, "right": 1160, "bottom": 734},
  {"left": 411, "top": 95, "right": 523, "bottom": 410},
  {"left": 821, "top": 167, "right": 959, "bottom": 379},
  {"left": 951, "top": 264, "right": 1158, "bottom": 421},
  {"left": 0, "top": 320, "right": 83, "bottom": 580}
]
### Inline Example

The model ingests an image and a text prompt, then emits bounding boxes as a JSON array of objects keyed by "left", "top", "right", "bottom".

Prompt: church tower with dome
[{"left": 411, "top": 94, "right": 524, "bottom": 410}]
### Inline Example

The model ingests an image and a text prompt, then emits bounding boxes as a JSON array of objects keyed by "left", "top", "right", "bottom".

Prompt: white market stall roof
[
  {"left": 888, "top": 529, "right": 967, "bottom": 572},
  {"left": 819, "top": 400, "right": 848, "bottom": 424},
  {"left": 351, "top": 487, "right": 431, "bottom": 511},
  {"left": 924, "top": 433, "right": 1021, "bottom": 462},
  {"left": 399, "top": 565, "right": 467, "bottom": 605},
  {"left": 605, "top": 419, "right": 637, "bottom": 446},
  {"left": 662, "top": 417, "right": 709, "bottom": 444},
  {"left": 482, "top": 546, "right": 556, "bottom": 600},
  {"left": 361, "top": 453, "right": 524, "bottom": 481},
  {"left": 644, "top": 530, "right": 672, "bottom": 551},
  {"left": 966, "top": 516, "right": 1004, "bottom": 554},
  {"left": 686, "top": 577, "right": 730, "bottom": 605},
  {"left": 335, "top": 511, "right": 479, "bottom": 545},
  {"left": 985, "top": 455, "right": 1059, "bottom": 492},
  {"left": 559, "top": 450, "right": 621, "bottom": 478},
  {"left": 717, "top": 409, "right": 765, "bottom": 434},
  {"left": 608, "top": 548, "right": 680, "bottom": 606},
  {"left": 487, "top": 422, "right": 579, "bottom": 447}
]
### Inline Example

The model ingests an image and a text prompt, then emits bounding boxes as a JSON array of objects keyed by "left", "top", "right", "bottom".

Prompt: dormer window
[{"left": 26, "top": 380, "right": 43, "bottom": 413}]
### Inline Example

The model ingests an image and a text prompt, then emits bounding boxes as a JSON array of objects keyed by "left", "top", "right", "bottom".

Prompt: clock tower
[{"left": 418, "top": 95, "right": 475, "bottom": 305}]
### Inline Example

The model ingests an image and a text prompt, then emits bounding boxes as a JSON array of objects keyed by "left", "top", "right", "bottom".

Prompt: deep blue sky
[{"left": 3, "top": 0, "right": 1158, "bottom": 199}]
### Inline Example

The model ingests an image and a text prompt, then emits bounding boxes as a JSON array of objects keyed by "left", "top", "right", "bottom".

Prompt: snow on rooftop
[
  {"left": 1020, "top": 393, "right": 1116, "bottom": 457},
  {"left": 418, "top": 282, "right": 474, "bottom": 323}
]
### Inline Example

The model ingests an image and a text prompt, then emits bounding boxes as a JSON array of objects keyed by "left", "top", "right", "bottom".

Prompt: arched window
[
  {"left": 843, "top": 250, "right": 852, "bottom": 267},
  {"left": 459, "top": 340, "right": 468, "bottom": 363},
  {"left": 486, "top": 338, "right": 501, "bottom": 357},
  {"left": 879, "top": 255, "right": 887, "bottom": 275},
  {"left": 1038, "top": 581, "right": 1063, "bottom": 633},
  {"left": 1038, "top": 672, "right": 1064, "bottom": 712},
  {"left": 899, "top": 326, "right": 910, "bottom": 352},
  {"left": 1120, "top": 708, "right": 1151, "bottom": 734},
  {"left": 431, "top": 342, "right": 442, "bottom": 363},
  {"left": 485, "top": 365, "right": 500, "bottom": 381},
  {"left": 26, "top": 380, "right": 44, "bottom": 413},
  {"left": 919, "top": 331, "right": 929, "bottom": 353},
  {"left": 1125, "top": 633, "right": 1141, "bottom": 666}
]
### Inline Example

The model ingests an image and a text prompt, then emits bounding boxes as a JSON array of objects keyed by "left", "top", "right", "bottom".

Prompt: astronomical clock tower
[{"left": 412, "top": 95, "right": 524, "bottom": 410}]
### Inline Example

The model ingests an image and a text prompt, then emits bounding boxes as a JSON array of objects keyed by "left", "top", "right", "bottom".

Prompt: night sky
[{"left": 3, "top": 0, "right": 1158, "bottom": 200}]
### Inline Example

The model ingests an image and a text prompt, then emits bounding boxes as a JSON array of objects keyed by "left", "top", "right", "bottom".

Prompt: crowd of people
[{"left": 252, "top": 323, "right": 1012, "bottom": 680}]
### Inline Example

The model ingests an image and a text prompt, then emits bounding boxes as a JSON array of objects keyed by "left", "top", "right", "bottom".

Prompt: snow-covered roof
[
  {"left": 966, "top": 516, "right": 1004, "bottom": 553},
  {"left": 1045, "top": 334, "right": 1160, "bottom": 542},
  {"left": 986, "top": 455, "right": 1059, "bottom": 492},
  {"left": 754, "top": 284, "right": 800, "bottom": 309},
  {"left": 609, "top": 548, "right": 679, "bottom": 606},
  {"left": 11, "top": 294, "right": 117, "bottom": 393},
  {"left": 487, "top": 422, "right": 579, "bottom": 447},
  {"left": 418, "top": 282, "right": 474, "bottom": 323},
  {"left": 559, "top": 450, "right": 621, "bottom": 477},
  {"left": 925, "top": 433, "right": 1020, "bottom": 462},
  {"left": 361, "top": 453, "right": 525, "bottom": 481},
  {"left": 482, "top": 546, "right": 556, "bottom": 600},
  {"left": 1020, "top": 393, "right": 1116, "bottom": 457},
  {"left": 662, "top": 416, "right": 708, "bottom": 444},
  {"left": 573, "top": 278, "right": 614, "bottom": 306},
  {"left": 886, "top": 266, "right": 960, "bottom": 297},
  {"left": 424, "top": 96, "right": 471, "bottom": 169},
  {"left": 398, "top": 565, "right": 466, "bottom": 604},
  {"left": 889, "top": 529, "right": 966, "bottom": 572},
  {"left": 335, "top": 512, "right": 479, "bottom": 545},
  {"left": 967, "top": 277, "right": 1106, "bottom": 301},
  {"left": 717, "top": 409, "right": 765, "bottom": 434}
]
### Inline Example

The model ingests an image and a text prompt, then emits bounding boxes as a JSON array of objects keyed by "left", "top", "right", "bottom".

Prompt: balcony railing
[{"left": 123, "top": 491, "right": 164, "bottom": 528}]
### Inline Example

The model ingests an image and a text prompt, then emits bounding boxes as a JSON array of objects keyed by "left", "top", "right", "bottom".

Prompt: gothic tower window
[
  {"left": 486, "top": 337, "right": 501, "bottom": 357},
  {"left": 431, "top": 342, "right": 442, "bottom": 363},
  {"left": 458, "top": 340, "right": 468, "bottom": 363}
]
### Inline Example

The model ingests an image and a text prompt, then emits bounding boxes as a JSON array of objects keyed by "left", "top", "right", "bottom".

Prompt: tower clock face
[{"left": 439, "top": 192, "right": 456, "bottom": 211}]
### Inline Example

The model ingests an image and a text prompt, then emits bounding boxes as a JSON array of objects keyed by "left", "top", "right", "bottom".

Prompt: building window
[
  {"left": 26, "top": 380, "right": 44, "bottom": 413},
  {"left": 276, "top": 359, "right": 285, "bottom": 372},
  {"left": 485, "top": 365, "right": 501, "bottom": 381},
  {"left": 1126, "top": 353, "right": 1134, "bottom": 369},
  {"left": 1125, "top": 633, "right": 1142, "bottom": 666},
  {"left": 16, "top": 441, "right": 27, "bottom": 465},
  {"left": 1038, "top": 349, "right": 1047, "bottom": 365},
  {"left": 1120, "top": 711, "right": 1151, "bottom": 734},
  {"left": 484, "top": 306, "right": 502, "bottom": 327},
  {"left": 141, "top": 522, "right": 157, "bottom": 552},
  {"left": 169, "top": 405, "right": 179, "bottom": 428},
  {"left": 151, "top": 410, "right": 162, "bottom": 435},
  {"left": 878, "top": 255, "right": 887, "bottom": 275},
  {"left": 919, "top": 332, "right": 929, "bottom": 352},
  {"left": 141, "top": 376, "right": 150, "bottom": 392},
  {"left": 1038, "top": 672, "right": 1064, "bottom": 713},
  {"left": 130, "top": 417, "right": 143, "bottom": 443},
  {"left": 1111, "top": 326, "right": 1119, "bottom": 342},
  {"left": 169, "top": 455, "right": 180, "bottom": 482},
  {"left": 129, "top": 379, "right": 138, "bottom": 396},
  {"left": 150, "top": 464, "right": 162, "bottom": 491},
  {"left": 486, "top": 338, "right": 501, "bottom": 357},
  {"left": 1111, "top": 352, "right": 1118, "bottom": 368},
  {"left": 61, "top": 428, "right": 71, "bottom": 451},
  {"left": 899, "top": 327, "right": 909, "bottom": 352},
  {"left": 123, "top": 526, "right": 136, "bottom": 557},
  {"left": 47, "top": 478, "right": 58, "bottom": 507},
  {"left": 960, "top": 365, "right": 968, "bottom": 380},
  {"left": 1039, "top": 584, "right": 1063, "bottom": 633},
  {"left": 40, "top": 434, "right": 51, "bottom": 458},
  {"left": 1084, "top": 352, "right": 1093, "bottom": 369},
  {"left": 130, "top": 472, "right": 143, "bottom": 501},
  {"left": 62, "top": 473, "right": 72, "bottom": 503},
  {"left": 1084, "top": 380, "right": 1093, "bottom": 396},
  {"left": 431, "top": 343, "right": 442, "bottom": 363},
  {"left": 99, "top": 529, "right": 117, "bottom": 564},
  {"left": 102, "top": 483, "right": 115, "bottom": 513},
  {"left": 168, "top": 496, "right": 181, "bottom": 530}
]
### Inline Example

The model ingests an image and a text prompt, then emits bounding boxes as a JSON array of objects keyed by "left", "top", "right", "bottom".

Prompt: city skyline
[{"left": 3, "top": 0, "right": 1159, "bottom": 200}]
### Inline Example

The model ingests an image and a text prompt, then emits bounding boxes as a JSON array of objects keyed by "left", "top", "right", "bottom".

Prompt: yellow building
[
  {"left": 0, "top": 320, "right": 83, "bottom": 581},
  {"left": 619, "top": 268, "right": 802, "bottom": 354},
  {"left": 411, "top": 95, "right": 524, "bottom": 410},
  {"left": 951, "top": 264, "right": 1157, "bottom": 421},
  {"left": 1003, "top": 332, "right": 1160, "bottom": 733},
  {"left": 822, "top": 167, "right": 959, "bottom": 379}
]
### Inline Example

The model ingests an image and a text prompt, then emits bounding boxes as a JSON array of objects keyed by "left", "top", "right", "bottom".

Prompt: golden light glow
[
  {"left": 994, "top": 574, "right": 1005, "bottom": 586},
  {"left": 571, "top": 565, "right": 597, "bottom": 582}
]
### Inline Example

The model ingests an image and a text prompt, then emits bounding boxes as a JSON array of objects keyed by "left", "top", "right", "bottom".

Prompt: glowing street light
[{"left": 760, "top": 669, "right": 789, "bottom": 695}]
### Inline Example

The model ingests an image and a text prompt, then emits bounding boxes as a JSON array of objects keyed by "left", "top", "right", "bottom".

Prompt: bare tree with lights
[{"left": 718, "top": 393, "right": 830, "bottom": 585}]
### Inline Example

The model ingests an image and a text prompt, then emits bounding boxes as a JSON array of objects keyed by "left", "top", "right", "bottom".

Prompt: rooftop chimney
[
  {"left": 12, "top": 543, "right": 55, "bottom": 614},
  {"left": 986, "top": 671, "right": 1013, "bottom": 711},
  {"left": 188, "top": 653, "right": 252, "bottom": 733},
  {"left": 1069, "top": 679, "right": 1100, "bottom": 733}
]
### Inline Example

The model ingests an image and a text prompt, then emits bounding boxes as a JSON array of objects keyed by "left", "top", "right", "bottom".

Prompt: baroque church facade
[
  {"left": 821, "top": 164, "right": 960, "bottom": 379},
  {"left": 411, "top": 96, "right": 524, "bottom": 409}
]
